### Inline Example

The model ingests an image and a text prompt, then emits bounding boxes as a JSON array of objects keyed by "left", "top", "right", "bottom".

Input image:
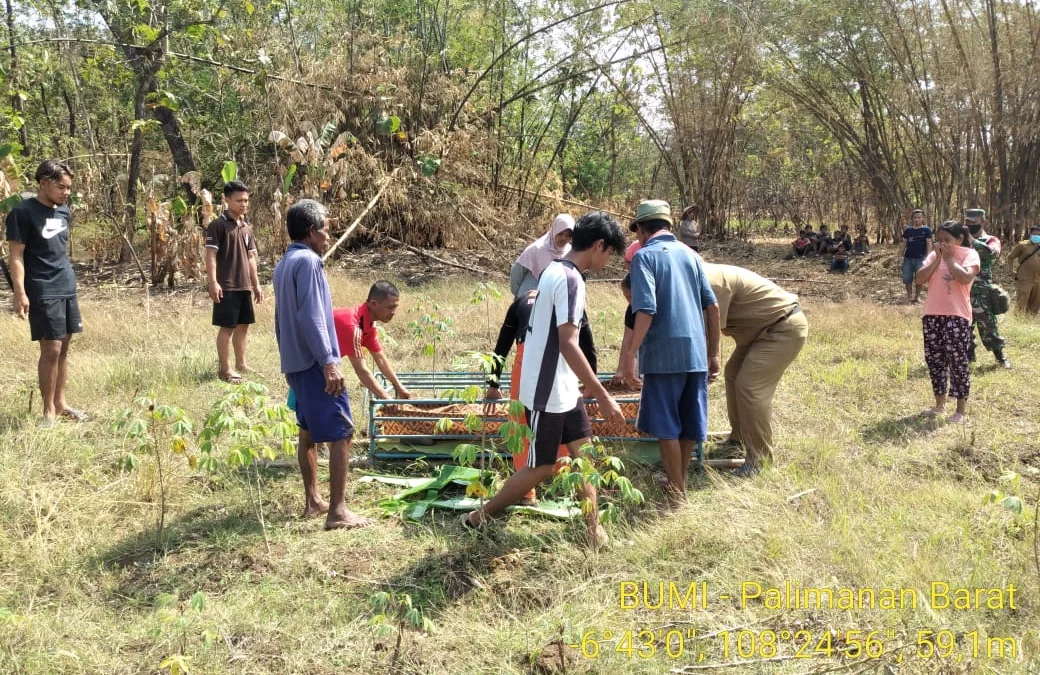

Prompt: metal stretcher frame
[{"left": 367, "top": 371, "right": 703, "bottom": 472}]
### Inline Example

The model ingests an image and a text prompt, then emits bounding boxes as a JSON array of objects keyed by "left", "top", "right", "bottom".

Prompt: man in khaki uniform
[
  {"left": 1007, "top": 224, "right": 1040, "bottom": 314},
  {"left": 703, "top": 263, "right": 808, "bottom": 476}
]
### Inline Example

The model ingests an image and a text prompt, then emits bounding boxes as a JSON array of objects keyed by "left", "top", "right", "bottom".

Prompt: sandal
[
  {"left": 59, "top": 408, "right": 88, "bottom": 422},
  {"left": 219, "top": 372, "right": 245, "bottom": 385}
]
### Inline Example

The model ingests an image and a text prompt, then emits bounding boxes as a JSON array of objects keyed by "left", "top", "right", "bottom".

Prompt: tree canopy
[{"left": 3, "top": 0, "right": 1039, "bottom": 276}]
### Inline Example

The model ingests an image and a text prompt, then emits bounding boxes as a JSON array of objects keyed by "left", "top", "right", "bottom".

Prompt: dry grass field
[{"left": 1, "top": 245, "right": 1038, "bottom": 674}]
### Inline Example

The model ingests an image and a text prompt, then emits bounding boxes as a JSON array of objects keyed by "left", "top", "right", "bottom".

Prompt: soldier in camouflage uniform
[{"left": 965, "top": 209, "right": 1011, "bottom": 369}]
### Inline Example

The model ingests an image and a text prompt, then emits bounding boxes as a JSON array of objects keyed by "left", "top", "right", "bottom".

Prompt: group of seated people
[{"left": 791, "top": 224, "right": 871, "bottom": 272}]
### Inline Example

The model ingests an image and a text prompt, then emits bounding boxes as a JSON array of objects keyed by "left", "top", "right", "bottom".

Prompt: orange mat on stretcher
[{"left": 376, "top": 383, "right": 647, "bottom": 439}]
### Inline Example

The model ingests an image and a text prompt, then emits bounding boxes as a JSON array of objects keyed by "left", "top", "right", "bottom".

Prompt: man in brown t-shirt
[
  {"left": 703, "top": 262, "right": 808, "bottom": 476},
  {"left": 206, "top": 180, "right": 262, "bottom": 383}
]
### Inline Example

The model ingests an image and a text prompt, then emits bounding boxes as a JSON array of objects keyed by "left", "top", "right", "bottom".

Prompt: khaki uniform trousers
[
  {"left": 724, "top": 311, "right": 808, "bottom": 467},
  {"left": 1016, "top": 278, "right": 1040, "bottom": 314}
]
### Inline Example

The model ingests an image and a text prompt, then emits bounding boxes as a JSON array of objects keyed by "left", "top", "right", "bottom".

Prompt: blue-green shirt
[{"left": 630, "top": 233, "right": 717, "bottom": 374}]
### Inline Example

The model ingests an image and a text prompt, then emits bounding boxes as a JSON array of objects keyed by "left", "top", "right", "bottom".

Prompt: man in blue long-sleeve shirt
[{"left": 273, "top": 199, "right": 373, "bottom": 530}]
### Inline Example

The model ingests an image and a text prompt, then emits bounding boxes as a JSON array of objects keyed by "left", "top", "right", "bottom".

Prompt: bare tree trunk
[
  {"left": 283, "top": 0, "right": 303, "bottom": 75},
  {"left": 985, "top": 0, "right": 1010, "bottom": 232},
  {"left": 122, "top": 68, "right": 149, "bottom": 263},
  {"left": 151, "top": 104, "right": 196, "bottom": 180}
]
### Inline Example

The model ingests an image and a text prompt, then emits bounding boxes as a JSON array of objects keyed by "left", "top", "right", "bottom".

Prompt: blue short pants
[
  {"left": 902, "top": 257, "right": 924, "bottom": 285},
  {"left": 637, "top": 372, "right": 708, "bottom": 441},
  {"left": 284, "top": 363, "right": 354, "bottom": 443}
]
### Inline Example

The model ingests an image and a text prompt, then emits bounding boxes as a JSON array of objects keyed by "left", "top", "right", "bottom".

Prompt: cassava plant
[
  {"left": 546, "top": 441, "right": 644, "bottom": 526},
  {"left": 196, "top": 382, "right": 298, "bottom": 553},
  {"left": 368, "top": 590, "right": 434, "bottom": 674},
  {"left": 449, "top": 351, "right": 509, "bottom": 500},
  {"left": 470, "top": 281, "right": 503, "bottom": 345},
  {"left": 113, "top": 395, "right": 195, "bottom": 546},
  {"left": 152, "top": 590, "right": 220, "bottom": 675},
  {"left": 407, "top": 299, "right": 455, "bottom": 374}
]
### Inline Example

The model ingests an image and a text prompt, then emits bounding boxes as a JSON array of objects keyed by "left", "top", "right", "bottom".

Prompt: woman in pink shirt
[{"left": 915, "top": 221, "right": 981, "bottom": 423}]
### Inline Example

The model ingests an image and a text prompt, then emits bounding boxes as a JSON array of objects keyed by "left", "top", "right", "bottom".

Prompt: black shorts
[
  {"left": 523, "top": 401, "right": 593, "bottom": 468},
  {"left": 212, "top": 290, "right": 255, "bottom": 328},
  {"left": 29, "top": 296, "right": 83, "bottom": 341}
]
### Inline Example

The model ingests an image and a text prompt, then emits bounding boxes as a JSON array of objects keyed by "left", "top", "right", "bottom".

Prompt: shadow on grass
[
  {"left": 859, "top": 412, "right": 942, "bottom": 443},
  {"left": 90, "top": 504, "right": 265, "bottom": 602},
  {"left": 370, "top": 515, "right": 531, "bottom": 615},
  {"left": 0, "top": 410, "right": 29, "bottom": 435},
  {"left": 971, "top": 360, "right": 1009, "bottom": 374},
  {"left": 907, "top": 364, "right": 931, "bottom": 379}
]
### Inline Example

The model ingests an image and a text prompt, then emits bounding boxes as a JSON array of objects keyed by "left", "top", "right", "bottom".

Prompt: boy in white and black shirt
[
  {"left": 519, "top": 259, "right": 587, "bottom": 414},
  {"left": 463, "top": 212, "right": 627, "bottom": 548}
]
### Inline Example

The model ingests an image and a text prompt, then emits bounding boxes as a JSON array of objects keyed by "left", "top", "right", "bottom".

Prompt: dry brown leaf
[{"left": 180, "top": 171, "right": 202, "bottom": 196}]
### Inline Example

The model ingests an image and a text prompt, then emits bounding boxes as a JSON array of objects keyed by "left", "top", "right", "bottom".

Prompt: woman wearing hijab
[{"left": 509, "top": 214, "right": 574, "bottom": 297}]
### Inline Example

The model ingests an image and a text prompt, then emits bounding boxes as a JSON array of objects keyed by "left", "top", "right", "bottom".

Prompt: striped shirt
[{"left": 519, "top": 260, "right": 586, "bottom": 413}]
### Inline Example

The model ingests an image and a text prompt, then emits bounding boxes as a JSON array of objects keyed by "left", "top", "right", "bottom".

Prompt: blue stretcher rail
[{"left": 367, "top": 371, "right": 702, "bottom": 471}]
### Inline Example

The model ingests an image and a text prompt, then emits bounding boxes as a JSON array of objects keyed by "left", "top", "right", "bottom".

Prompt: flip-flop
[
  {"left": 219, "top": 373, "right": 245, "bottom": 385},
  {"left": 60, "top": 408, "right": 88, "bottom": 422}
]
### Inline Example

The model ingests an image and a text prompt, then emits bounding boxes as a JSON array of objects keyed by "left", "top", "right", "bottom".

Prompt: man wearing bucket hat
[
  {"left": 619, "top": 200, "right": 720, "bottom": 506},
  {"left": 964, "top": 209, "right": 1010, "bottom": 368},
  {"left": 1008, "top": 224, "right": 1040, "bottom": 314}
]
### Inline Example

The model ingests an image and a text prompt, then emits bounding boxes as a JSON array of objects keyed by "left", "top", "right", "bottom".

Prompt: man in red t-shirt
[{"left": 333, "top": 281, "right": 411, "bottom": 399}]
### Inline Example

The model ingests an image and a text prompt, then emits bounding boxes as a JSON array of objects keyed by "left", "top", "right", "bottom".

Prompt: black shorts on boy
[
  {"left": 28, "top": 296, "right": 83, "bottom": 341},
  {"left": 523, "top": 400, "right": 592, "bottom": 468}
]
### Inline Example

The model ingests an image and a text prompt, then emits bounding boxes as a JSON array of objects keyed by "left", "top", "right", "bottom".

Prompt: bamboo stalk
[
  {"left": 381, "top": 234, "right": 506, "bottom": 278},
  {"left": 322, "top": 168, "right": 400, "bottom": 262},
  {"left": 497, "top": 182, "right": 628, "bottom": 219}
]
